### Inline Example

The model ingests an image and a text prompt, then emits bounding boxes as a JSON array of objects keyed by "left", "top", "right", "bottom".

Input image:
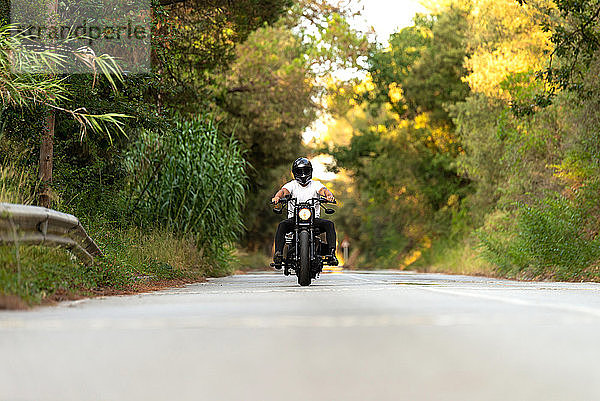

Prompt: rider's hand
[
  {"left": 272, "top": 196, "right": 280, "bottom": 205},
  {"left": 326, "top": 193, "right": 335, "bottom": 202}
]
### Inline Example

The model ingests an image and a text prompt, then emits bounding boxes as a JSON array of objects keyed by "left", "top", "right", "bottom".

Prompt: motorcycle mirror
[{"left": 324, "top": 208, "right": 335, "bottom": 215}]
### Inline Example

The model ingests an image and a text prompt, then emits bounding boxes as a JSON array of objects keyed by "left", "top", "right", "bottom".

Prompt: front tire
[{"left": 298, "top": 230, "right": 311, "bottom": 286}]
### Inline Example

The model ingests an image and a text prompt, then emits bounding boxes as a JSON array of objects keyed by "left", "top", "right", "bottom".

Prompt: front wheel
[{"left": 298, "top": 230, "right": 311, "bottom": 286}]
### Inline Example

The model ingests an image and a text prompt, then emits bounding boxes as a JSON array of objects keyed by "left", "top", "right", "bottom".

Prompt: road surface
[{"left": 2, "top": 271, "right": 600, "bottom": 401}]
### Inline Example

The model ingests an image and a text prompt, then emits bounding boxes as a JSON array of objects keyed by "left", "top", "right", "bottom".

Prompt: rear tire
[{"left": 298, "top": 231, "right": 311, "bottom": 286}]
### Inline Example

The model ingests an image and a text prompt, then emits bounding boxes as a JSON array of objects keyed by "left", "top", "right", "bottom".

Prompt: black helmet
[{"left": 292, "top": 157, "right": 313, "bottom": 186}]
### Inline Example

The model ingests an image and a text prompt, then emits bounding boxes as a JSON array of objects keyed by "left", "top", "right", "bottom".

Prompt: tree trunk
[
  {"left": 39, "top": 111, "right": 55, "bottom": 208},
  {"left": 39, "top": 0, "right": 58, "bottom": 208}
]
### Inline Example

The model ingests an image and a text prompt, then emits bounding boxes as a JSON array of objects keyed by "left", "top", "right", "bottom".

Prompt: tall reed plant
[{"left": 125, "top": 116, "right": 247, "bottom": 265}]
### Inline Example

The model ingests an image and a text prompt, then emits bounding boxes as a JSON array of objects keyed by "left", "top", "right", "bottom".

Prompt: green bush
[
  {"left": 479, "top": 195, "right": 600, "bottom": 280},
  {"left": 125, "top": 115, "right": 247, "bottom": 265}
]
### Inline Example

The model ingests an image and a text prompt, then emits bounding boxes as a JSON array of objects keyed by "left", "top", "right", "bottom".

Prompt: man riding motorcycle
[{"left": 271, "top": 157, "right": 339, "bottom": 269}]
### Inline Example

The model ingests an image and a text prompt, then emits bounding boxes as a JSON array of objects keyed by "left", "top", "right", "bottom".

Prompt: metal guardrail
[{"left": 0, "top": 203, "right": 103, "bottom": 265}]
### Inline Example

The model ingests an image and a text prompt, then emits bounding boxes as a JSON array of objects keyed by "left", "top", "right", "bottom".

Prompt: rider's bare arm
[
  {"left": 272, "top": 188, "right": 291, "bottom": 205},
  {"left": 319, "top": 187, "right": 335, "bottom": 202}
]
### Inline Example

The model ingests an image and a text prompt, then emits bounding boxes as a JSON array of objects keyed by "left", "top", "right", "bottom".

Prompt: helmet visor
[{"left": 296, "top": 166, "right": 311, "bottom": 176}]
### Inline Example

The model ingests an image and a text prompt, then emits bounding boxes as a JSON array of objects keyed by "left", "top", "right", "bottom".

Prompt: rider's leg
[
  {"left": 273, "top": 218, "right": 295, "bottom": 269},
  {"left": 314, "top": 218, "right": 337, "bottom": 253},
  {"left": 274, "top": 218, "right": 295, "bottom": 264},
  {"left": 314, "top": 218, "right": 338, "bottom": 265}
]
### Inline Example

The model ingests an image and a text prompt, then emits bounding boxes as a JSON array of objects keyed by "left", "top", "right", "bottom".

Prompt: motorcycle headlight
[{"left": 299, "top": 208, "right": 311, "bottom": 221}]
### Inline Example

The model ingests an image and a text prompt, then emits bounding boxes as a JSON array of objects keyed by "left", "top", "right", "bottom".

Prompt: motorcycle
[{"left": 271, "top": 195, "right": 337, "bottom": 286}]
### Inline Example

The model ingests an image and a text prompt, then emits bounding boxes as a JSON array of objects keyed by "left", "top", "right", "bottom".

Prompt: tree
[
  {"left": 453, "top": 0, "right": 556, "bottom": 213},
  {"left": 368, "top": 7, "right": 470, "bottom": 128},
  {"left": 0, "top": 21, "right": 127, "bottom": 205},
  {"left": 154, "top": 0, "right": 293, "bottom": 112},
  {"left": 367, "top": 15, "right": 433, "bottom": 117},
  {"left": 207, "top": 0, "right": 370, "bottom": 250},
  {"left": 328, "top": 4, "right": 473, "bottom": 266},
  {"left": 517, "top": 0, "right": 600, "bottom": 98},
  {"left": 211, "top": 25, "right": 315, "bottom": 249}
]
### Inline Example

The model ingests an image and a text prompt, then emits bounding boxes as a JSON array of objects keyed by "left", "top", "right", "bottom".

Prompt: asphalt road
[{"left": 3, "top": 271, "right": 600, "bottom": 401}]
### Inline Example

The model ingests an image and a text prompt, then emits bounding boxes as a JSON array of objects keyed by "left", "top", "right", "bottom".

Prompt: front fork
[{"left": 293, "top": 227, "right": 316, "bottom": 268}]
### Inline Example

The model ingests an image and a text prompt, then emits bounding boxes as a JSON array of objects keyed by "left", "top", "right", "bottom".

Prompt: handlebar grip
[{"left": 319, "top": 197, "right": 337, "bottom": 205}]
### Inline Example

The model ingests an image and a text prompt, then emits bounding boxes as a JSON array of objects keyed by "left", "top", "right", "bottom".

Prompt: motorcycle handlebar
[
  {"left": 320, "top": 197, "right": 337, "bottom": 205},
  {"left": 270, "top": 194, "right": 292, "bottom": 205},
  {"left": 271, "top": 197, "right": 336, "bottom": 205}
]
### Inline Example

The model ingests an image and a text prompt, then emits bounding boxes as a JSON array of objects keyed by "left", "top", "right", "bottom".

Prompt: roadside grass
[
  {"left": 233, "top": 248, "right": 272, "bottom": 272},
  {"left": 411, "top": 236, "right": 495, "bottom": 277},
  {"left": 1, "top": 244, "right": 97, "bottom": 306},
  {"left": 0, "top": 162, "right": 239, "bottom": 308},
  {"left": 0, "top": 161, "right": 38, "bottom": 205},
  {"left": 0, "top": 221, "right": 234, "bottom": 308}
]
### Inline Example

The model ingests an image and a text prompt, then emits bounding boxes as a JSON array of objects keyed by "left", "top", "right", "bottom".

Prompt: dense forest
[{"left": 1, "top": 0, "right": 600, "bottom": 304}]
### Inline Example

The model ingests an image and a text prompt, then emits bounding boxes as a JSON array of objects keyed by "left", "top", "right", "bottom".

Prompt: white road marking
[{"left": 420, "top": 286, "right": 600, "bottom": 318}]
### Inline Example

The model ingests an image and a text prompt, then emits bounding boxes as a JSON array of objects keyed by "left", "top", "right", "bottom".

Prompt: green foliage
[
  {"left": 367, "top": 14, "right": 433, "bottom": 115},
  {"left": 240, "top": 163, "right": 292, "bottom": 251},
  {"left": 216, "top": 25, "right": 315, "bottom": 170},
  {"left": 331, "top": 105, "right": 471, "bottom": 265},
  {"left": 293, "top": 7, "right": 371, "bottom": 74},
  {"left": 212, "top": 25, "right": 315, "bottom": 248},
  {"left": 519, "top": 0, "right": 600, "bottom": 97},
  {"left": 233, "top": 248, "right": 272, "bottom": 271},
  {"left": 0, "top": 245, "right": 117, "bottom": 305},
  {"left": 367, "top": 7, "right": 470, "bottom": 127},
  {"left": 125, "top": 116, "right": 247, "bottom": 264},
  {"left": 331, "top": 5, "right": 472, "bottom": 266},
  {"left": 1, "top": 0, "right": 378, "bottom": 302},
  {"left": 156, "top": 0, "right": 293, "bottom": 112},
  {"left": 401, "top": 6, "right": 471, "bottom": 126},
  {"left": 479, "top": 195, "right": 600, "bottom": 280},
  {"left": 444, "top": 0, "right": 600, "bottom": 281},
  {"left": 209, "top": 3, "right": 369, "bottom": 250},
  {"left": 413, "top": 229, "right": 494, "bottom": 276},
  {"left": 0, "top": 24, "right": 129, "bottom": 139},
  {"left": 0, "top": 75, "right": 162, "bottom": 217},
  {"left": 0, "top": 220, "right": 214, "bottom": 305}
]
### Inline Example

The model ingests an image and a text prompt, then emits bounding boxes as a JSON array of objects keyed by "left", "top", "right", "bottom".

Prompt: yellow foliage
[
  {"left": 548, "top": 161, "right": 587, "bottom": 188},
  {"left": 422, "top": 236, "right": 432, "bottom": 249},
  {"left": 430, "top": 125, "right": 455, "bottom": 151},
  {"left": 322, "top": 117, "right": 354, "bottom": 146},
  {"left": 388, "top": 82, "right": 403, "bottom": 104},
  {"left": 447, "top": 194, "right": 459, "bottom": 207},
  {"left": 412, "top": 113, "right": 456, "bottom": 152},
  {"left": 464, "top": 0, "right": 553, "bottom": 99},
  {"left": 354, "top": 73, "right": 375, "bottom": 95},
  {"left": 402, "top": 250, "right": 422, "bottom": 268},
  {"left": 414, "top": 113, "right": 430, "bottom": 129},
  {"left": 465, "top": 45, "right": 547, "bottom": 99},
  {"left": 420, "top": 0, "right": 461, "bottom": 14}
]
